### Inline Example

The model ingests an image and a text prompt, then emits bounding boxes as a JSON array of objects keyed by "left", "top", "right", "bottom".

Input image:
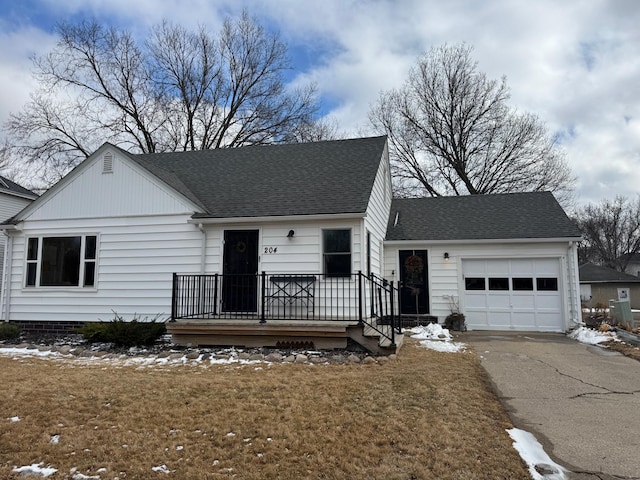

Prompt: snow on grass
[
  {"left": 152, "top": 464, "right": 171, "bottom": 474},
  {"left": 568, "top": 326, "right": 617, "bottom": 345},
  {"left": 408, "top": 324, "right": 466, "bottom": 353},
  {"left": 507, "top": 428, "right": 567, "bottom": 480},
  {"left": 0, "top": 347, "right": 67, "bottom": 358},
  {"left": 7, "top": 416, "right": 20, "bottom": 422},
  {"left": 12, "top": 463, "right": 58, "bottom": 477}
]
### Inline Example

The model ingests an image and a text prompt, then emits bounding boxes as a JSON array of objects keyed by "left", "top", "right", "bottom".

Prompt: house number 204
[{"left": 264, "top": 247, "right": 278, "bottom": 254}]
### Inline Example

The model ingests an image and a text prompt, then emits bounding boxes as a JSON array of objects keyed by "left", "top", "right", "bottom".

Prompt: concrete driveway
[{"left": 463, "top": 332, "right": 640, "bottom": 480}]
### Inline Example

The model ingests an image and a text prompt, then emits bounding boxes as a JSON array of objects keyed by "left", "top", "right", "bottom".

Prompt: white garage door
[{"left": 462, "top": 258, "right": 564, "bottom": 332}]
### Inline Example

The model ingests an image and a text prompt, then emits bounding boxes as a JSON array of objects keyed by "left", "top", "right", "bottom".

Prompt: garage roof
[{"left": 386, "top": 192, "right": 581, "bottom": 241}]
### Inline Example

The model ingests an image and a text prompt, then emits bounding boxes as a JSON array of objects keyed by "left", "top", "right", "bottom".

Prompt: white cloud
[
  {"left": 0, "top": 0, "right": 638, "bottom": 204},
  {"left": 0, "top": 23, "right": 56, "bottom": 123}
]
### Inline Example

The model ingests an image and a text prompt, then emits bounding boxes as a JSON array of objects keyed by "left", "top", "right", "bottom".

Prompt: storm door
[
  {"left": 399, "top": 250, "right": 429, "bottom": 315},
  {"left": 222, "top": 230, "right": 259, "bottom": 313}
]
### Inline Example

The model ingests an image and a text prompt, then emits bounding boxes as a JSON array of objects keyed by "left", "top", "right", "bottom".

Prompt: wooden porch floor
[{"left": 167, "top": 319, "right": 360, "bottom": 350}]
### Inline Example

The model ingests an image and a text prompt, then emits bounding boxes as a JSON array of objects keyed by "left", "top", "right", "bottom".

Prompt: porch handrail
[{"left": 171, "top": 271, "right": 401, "bottom": 346}]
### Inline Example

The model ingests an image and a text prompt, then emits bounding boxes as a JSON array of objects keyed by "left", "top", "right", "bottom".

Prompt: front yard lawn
[{"left": 0, "top": 340, "right": 529, "bottom": 479}]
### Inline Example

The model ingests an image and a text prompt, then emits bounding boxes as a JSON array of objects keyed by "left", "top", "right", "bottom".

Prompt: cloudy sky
[{"left": 0, "top": 0, "right": 638, "bottom": 206}]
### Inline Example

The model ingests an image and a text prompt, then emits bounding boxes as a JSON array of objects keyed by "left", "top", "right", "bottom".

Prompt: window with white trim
[
  {"left": 25, "top": 235, "right": 97, "bottom": 287},
  {"left": 323, "top": 229, "right": 351, "bottom": 277}
]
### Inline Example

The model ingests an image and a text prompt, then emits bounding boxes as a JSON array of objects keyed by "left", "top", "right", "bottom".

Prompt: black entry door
[
  {"left": 399, "top": 250, "right": 429, "bottom": 315},
  {"left": 222, "top": 230, "right": 259, "bottom": 312}
]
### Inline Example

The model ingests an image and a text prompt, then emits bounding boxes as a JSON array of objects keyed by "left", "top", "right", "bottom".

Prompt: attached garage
[
  {"left": 384, "top": 192, "right": 582, "bottom": 333},
  {"left": 462, "top": 258, "right": 564, "bottom": 331}
]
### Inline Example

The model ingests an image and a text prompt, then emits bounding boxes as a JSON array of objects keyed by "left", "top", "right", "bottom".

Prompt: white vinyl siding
[
  {"left": 363, "top": 144, "right": 392, "bottom": 277},
  {"left": 0, "top": 192, "right": 35, "bottom": 302},
  {"left": 5, "top": 214, "right": 201, "bottom": 322},
  {"left": 203, "top": 220, "right": 363, "bottom": 275},
  {"left": 25, "top": 149, "right": 198, "bottom": 221}
]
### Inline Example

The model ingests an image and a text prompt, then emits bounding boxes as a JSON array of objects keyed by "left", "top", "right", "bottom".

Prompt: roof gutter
[
  {"left": 188, "top": 212, "right": 365, "bottom": 225},
  {"left": 384, "top": 237, "right": 582, "bottom": 246},
  {"left": 0, "top": 223, "right": 20, "bottom": 231}
]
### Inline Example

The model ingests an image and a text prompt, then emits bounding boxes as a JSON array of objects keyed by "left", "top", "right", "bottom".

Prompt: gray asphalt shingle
[
  {"left": 386, "top": 192, "right": 581, "bottom": 241},
  {"left": 124, "top": 136, "right": 387, "bottom": 218},
  {"left": 579, "top": 263, "right": 640, "bottom": 283},
  {"left": 0, "top": 175, "right": 38, "bottom": 199}
]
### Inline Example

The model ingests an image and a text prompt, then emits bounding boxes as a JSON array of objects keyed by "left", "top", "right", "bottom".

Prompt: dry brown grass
[
  {"left": 603, "top": 340, "right": 640, "bottom": 361},
  {"left": 0, "top": 341, "right": 529, "bottom": 479}
]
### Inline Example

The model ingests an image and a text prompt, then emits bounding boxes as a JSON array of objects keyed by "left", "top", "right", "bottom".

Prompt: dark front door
[
  {"left": 399, "top": 250, "right": 429, "bottom": 315},
  {"left": 222, "top": 230, "right": 259, "bottom": 312}
]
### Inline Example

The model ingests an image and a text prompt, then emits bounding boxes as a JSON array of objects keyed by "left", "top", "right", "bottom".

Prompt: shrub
[
  {"left": 79, "top": 314, "right": 166, "bottom": 347},
  {"left": 0, "top": 322, "right": 21, "bottom": 341}
]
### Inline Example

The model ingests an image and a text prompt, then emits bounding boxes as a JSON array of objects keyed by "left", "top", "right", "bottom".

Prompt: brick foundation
[{"left": 11, "top": 320, "right": 86, "bottom": 336}]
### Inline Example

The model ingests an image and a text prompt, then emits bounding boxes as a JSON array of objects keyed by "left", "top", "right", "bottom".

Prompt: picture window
[{"left": 25, "top": 235, "right": 97, "bottom": 288}]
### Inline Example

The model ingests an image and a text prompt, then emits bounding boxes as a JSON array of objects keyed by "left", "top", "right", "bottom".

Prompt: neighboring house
[
  {"left": 579, "top": 262, "right": 640, "bottom": 310},
  {"left": 621, "top": 253, "right": 640, "bottom": 278},
  {"left": 0, "top": 176, "right": 38, "bottom": 301},
  {"left": 0, "top": 137, "right": 582, "bottom": 350}
]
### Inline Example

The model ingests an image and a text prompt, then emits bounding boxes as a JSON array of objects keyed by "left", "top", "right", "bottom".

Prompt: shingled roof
[
  {"left": 0, "top": 175, "right": 38, "bottom": 199},
  {"left": 124, "top": 136, "right": 387, "bottom": 219},
  {"left": 579, "top": 263, "right": 640, "bottom": 283},
  {"left": 386, "top": 192, "right": 581, "bottom": 241}
]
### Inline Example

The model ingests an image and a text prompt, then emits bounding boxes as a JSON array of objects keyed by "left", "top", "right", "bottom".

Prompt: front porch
[{"left": 168, "top": 272, "right": 403, "bottom": 354}]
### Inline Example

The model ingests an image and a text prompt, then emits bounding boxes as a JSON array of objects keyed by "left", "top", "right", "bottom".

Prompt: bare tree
[
  {"left": 574, "top": 196, "right": 640, "bottom": 271},
  {"left": 5, "top": 11, "right": 324, "bottom": 183},
  {"left": 369, "top": 43, "right": 575, "bottom": 203}
]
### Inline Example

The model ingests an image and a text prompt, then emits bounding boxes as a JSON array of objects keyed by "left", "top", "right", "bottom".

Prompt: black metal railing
[{"left": 171, "top": 271, "right": 401, "bottom": 346}]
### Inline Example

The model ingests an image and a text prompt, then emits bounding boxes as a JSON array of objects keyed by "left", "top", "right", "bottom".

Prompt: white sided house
[
  {"left": 0, "top": 176, "right": 38, "bottom": 300},
  {"left": 0, "top": 137, "right": 582, "bottom": 351}
]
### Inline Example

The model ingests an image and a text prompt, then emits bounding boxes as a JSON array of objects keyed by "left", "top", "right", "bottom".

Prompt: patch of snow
[
  {"left": 408, "top": 323, "right": 452, "bottom": 340},
  {"left": 7, "top": 416, "right": 20, "bottom": 422},
  {"left": 226, "top": 432, "right": 236, "bottom": 437},
  {"left": 507, "top": 428, "right": 567, "bottom": 479},
  {"left": 12, "top": 463, "right": 58, "bottom": 477},
  {"left": 50, "top": 434, "right": 60, "bottom": 444},
  {"left": 418, "top": 340, "right": 466, "bottom": 353},
  {"left": 152, "top": 464, "right": 171, "bottom": 474},
  {"left": 568, "top": 326, "right": 616, "bottom": 345},
  {"left": 71, "top": 472, "right": 100, "bottom": 480},
  {"left": 0, "top": 347, "right": 65, "bottom": 358},
  {"left": 408, "top": 324, "right": 467, "bottom": 352},
  {"left": 176, "top": 445, "right": 184, "bottom": 451}
]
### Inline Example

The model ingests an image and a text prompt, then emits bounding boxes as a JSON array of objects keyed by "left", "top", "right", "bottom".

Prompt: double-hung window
[
  {"left": 25, "top": 235, "right": 97, "bottom": 288},
  {"left": 323, "top": 229, "right": 351, "bottom": 277}
]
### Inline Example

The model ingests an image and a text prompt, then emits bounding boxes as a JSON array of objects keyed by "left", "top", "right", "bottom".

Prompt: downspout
[
  {"left": 567, "top": 241, "right": 581, "bottom": 327},
  {"left": 198, "top": 223, "right": 206, "bottom": 274},
  {"left": 1, "top": 232, "right": 12, "bottom": 321}
]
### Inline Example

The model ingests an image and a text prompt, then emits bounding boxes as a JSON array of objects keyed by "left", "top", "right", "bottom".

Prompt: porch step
[{"left": 347, "top": 323, "right": 403, "bottom": 355}]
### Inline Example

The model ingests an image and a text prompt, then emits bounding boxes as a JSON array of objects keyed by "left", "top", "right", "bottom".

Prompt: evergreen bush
[
  {"left": 79, "top": 314, "right": 166, "bottom": 347},
  {"left": 0, "top": 322, "right": 21, "bottom": 341}
]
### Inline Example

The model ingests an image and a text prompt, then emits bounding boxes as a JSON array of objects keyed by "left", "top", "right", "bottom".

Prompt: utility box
[{"left": 610, "top": 299, "right": 633, "bottom": 325}]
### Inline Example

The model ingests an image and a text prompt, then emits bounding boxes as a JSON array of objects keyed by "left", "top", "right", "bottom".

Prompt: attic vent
[{"left": 102, "top": 153, "right": 113, "bottom": 174}]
